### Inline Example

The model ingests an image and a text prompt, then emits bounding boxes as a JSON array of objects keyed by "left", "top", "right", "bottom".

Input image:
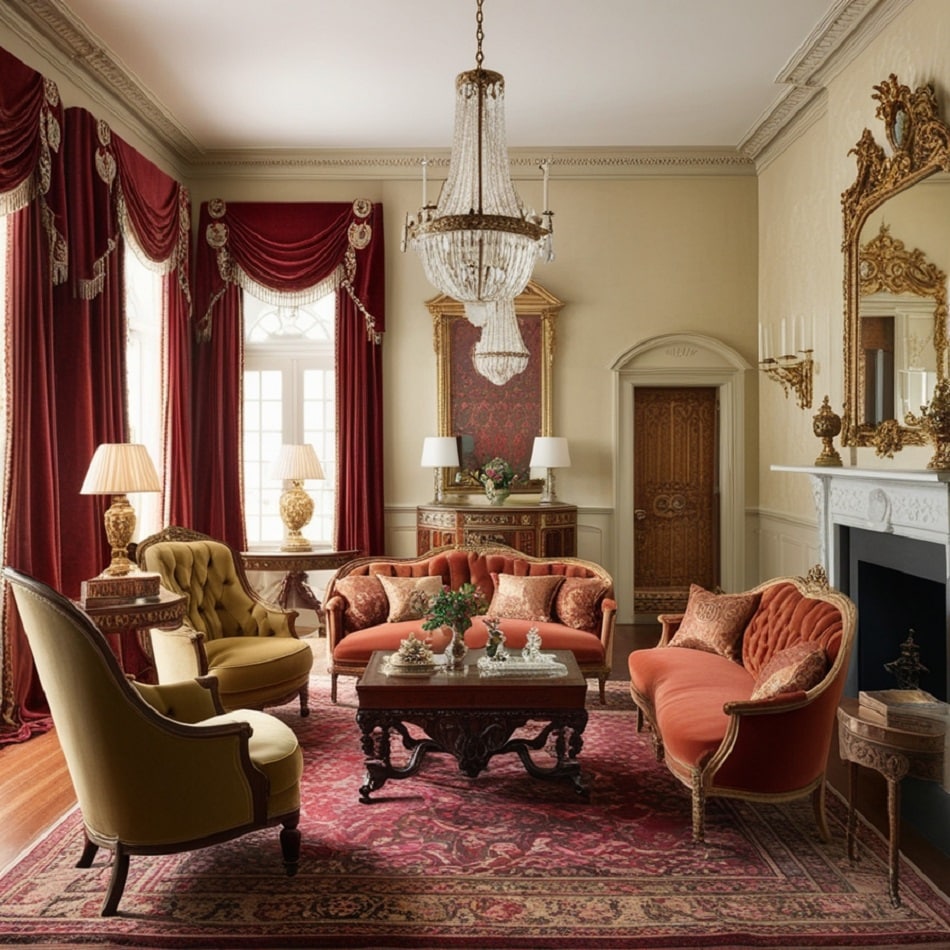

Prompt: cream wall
[
  {"left": 4, "top": 23, "right": 760, "bottom": 618},
  {"left": 757, "top": 0, "right": 950, "bottom": 579}
]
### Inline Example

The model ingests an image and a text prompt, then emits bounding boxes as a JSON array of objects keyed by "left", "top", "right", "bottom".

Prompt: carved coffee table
[{"left": 355, "top": 649, "right": 589, "bottom": 802}]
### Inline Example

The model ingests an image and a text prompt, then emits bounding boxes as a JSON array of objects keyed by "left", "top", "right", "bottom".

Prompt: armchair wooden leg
[
  {"left": 77, "top": 834, "right": 99, "bottom": 868},
  {"left": 330, "top": 673, "right": 338, "bottom": 704},
  {"left": 100, "top": 846, "right": 129, "bottom": 917},
  {"left": 812, "top": 779, "right": 831, "bottom": 842},
  {"left": 280, "top": 818, "right": 301, "bottom": 877},
  {"left": 598, "top": 675, "right": 607, "bottom": 704},
  {"left": 298, "top": 685, "right": 310, "bottom": 717}
]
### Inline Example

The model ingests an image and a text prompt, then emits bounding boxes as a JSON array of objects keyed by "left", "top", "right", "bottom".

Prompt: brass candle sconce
[{"left": 759, "top": 350, "right": 814, "bottom": 410}]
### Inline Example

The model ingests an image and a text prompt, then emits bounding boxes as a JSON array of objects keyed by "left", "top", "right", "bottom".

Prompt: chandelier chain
[{"left": 475, "top": 0, "right": 484, "bottom": 69}]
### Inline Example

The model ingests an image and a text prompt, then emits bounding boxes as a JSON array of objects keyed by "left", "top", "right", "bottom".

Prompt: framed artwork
[{"left": 430, "top": 280, "right": 562, "bottom": 495}]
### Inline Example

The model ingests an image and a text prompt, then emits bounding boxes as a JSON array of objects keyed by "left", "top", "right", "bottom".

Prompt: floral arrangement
[
  {"left": 477, "top": 457, "right": 517, "bottom": 490},
  {"left": 421, "top": 583, "right": 488, "bottom": 636}
]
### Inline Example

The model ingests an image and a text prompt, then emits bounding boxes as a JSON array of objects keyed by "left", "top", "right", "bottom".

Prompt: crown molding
[
  {"left": 2, "top": 0, "right": 905, "bottom": 180},
  {"left": 741, "top": 0, "right": 915, "bottom": 167},
  {"left": 186, "top": 147, "right": 754, "bottom": 182}
]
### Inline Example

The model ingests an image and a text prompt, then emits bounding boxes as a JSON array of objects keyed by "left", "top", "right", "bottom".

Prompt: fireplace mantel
[{"left": 772, "top": 466, "right": 950, "bottom": 589}]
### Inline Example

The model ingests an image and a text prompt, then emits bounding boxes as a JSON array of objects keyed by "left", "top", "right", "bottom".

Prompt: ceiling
[{"left": 3, "top": 0, "right": 887, "bottom": 163}]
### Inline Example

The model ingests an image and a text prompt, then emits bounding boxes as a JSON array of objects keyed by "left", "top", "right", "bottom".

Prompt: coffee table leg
[
  {"left": 357, "top": 712, "right": 440, "bottom": 803},
  {"left": 504, "top": 713, "right": 589, "bottom": 796}
]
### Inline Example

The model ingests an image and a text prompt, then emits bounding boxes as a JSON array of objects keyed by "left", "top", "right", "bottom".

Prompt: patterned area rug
[{"left": 2, "top": 678, "right": 950, "bottom": 949}]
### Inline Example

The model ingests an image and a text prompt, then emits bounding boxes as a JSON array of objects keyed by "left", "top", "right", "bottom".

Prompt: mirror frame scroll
[{"left": 842, "top": 73, "right": 950, "bottom": 453}]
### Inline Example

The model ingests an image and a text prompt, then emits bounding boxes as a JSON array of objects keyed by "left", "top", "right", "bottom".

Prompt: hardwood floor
[{"left": 1, "top": 623, "right": 947, "bottom": 901}]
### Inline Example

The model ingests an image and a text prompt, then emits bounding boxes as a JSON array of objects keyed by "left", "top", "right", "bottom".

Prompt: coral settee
[
  {"left": 629, "top": 566, "right": 856, "bottom": 843},
  {"left": 324, "top": 544, "right": 617, "bottom": 702}
]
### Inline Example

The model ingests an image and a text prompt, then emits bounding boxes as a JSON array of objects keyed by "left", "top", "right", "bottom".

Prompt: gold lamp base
[
  {"left": 102, "top": 493, "right": 137, "bottom": 576},
  {"left": 279, "top": 481, "right": 315, "bottom": 552}
]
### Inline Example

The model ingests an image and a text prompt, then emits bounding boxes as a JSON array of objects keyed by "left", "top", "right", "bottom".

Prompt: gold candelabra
[{"left": 759, "top": 350, "right": 813, "bottom": 410}]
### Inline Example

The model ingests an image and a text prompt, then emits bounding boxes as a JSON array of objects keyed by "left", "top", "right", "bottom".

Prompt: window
[
  {"left": 123, "top": 244, "right": 164, "bottom": 539},
  {"left": 243, "top": 293, "right": 335, "bottom": 548}
]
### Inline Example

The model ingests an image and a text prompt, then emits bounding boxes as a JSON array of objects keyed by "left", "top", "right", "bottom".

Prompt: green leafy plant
[{"left": 421, "top": 583, "right": 488, "bottom": 635}]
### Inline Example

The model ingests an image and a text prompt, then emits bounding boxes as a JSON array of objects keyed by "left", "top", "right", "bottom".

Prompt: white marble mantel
[{"left": 771, "top": 466, "right": 950, "bottom": 590}]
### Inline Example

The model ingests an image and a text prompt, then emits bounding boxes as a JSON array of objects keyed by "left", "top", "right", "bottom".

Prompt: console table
[
  {"left": 837, "top": 698, "right": 946, "bottom": 906},
  {"left": 239, "top": 549, "right": 359, "bottom": 612},
  {"left": 416, "top": 502, "right": 577, "bottom": 557}
]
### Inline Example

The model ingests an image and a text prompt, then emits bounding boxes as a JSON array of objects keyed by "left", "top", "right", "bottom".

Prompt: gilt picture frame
[{"left": 429, "top": 280, "right": 562, "bottom": 496}]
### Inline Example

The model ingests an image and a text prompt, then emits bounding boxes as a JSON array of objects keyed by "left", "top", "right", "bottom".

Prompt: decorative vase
[
  {"left": 812, "top": 394, "right": 843, "bottom": 467},
  {"left": 484, "top": 482, "right": 510, "bottom": 505},
  {"left": 444, "top": 627, "right": 468, "bottom": 671}
]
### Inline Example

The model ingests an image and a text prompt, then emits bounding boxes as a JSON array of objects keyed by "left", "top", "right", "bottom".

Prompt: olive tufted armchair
[
  {"left": 3, "top": 567, "right": 303, "bottom": 916},
  {"left": 136, "top": 527, "right": 313, "bottom": 715}
]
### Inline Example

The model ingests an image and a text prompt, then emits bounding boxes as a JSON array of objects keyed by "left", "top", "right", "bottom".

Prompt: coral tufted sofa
[
  {"left": 324, "top": 544, "right": 617, "bottom": 703},
  {"left": 628, "top": 566, "right": 856, "bottom": 843}
]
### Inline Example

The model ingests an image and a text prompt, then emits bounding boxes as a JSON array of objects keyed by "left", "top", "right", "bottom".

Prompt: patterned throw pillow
[
  {"left": 750, "top": 643, "right": 828, "bottom": 701},
  {"left": 377, "top": 575, "right": 444, "bottom": 623},
  {"left": 487, "top": 573, "right": 565, "bottom": 623},
  {"left": 668, "top": 584, "right": 761, "bottom": 661},
  {"left": 334, "top": 575, "right": 388, "bottom": 631},
  {"left": 554, "top": 576, "right": 609, "bottom": 632}
]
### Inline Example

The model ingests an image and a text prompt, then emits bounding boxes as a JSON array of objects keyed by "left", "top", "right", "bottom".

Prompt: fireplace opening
[{"left": 838, "top": 527, "right": 948, "bottom": 702}]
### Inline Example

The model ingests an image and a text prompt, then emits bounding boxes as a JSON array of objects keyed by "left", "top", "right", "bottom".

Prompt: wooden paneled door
[{"left": 633, "top": 386, "right": 719, "bottom": 616}]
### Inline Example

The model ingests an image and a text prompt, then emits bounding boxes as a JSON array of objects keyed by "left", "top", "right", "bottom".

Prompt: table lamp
[
  {"left": 420, "top": 436, "right": 459, "bottom": 504},
  {"left": 271, "top": 444, "right": 324, "bottom": 552},
  {"left": 80, "top": 442, "right": 161, "bottom": 577},
  {"left": 530, "top": 436, "right": 571, "bottom": 505}
]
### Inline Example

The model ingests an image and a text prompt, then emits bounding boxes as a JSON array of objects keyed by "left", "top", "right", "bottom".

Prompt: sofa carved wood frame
[
  {"left": 630, "top": 568, "right": 857, "bottom": 844},
  {"left": 324, "top": 543, "right": 617, "bottom": 702}
]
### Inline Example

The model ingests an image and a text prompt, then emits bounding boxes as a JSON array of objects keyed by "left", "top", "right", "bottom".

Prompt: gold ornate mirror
[
  {"left": 429, "top": 280, "right": 561, "bottom": 495},
  {"left": 842, "top": 74, "right": 950, "bottom": 454}
]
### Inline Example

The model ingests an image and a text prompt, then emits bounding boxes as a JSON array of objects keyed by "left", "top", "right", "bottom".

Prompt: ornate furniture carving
[
  {"left": 240, "top": 548, "right": 360, "bottom": 613},
  {"left": 416, "top": 502, "right": 577, "bottom": 557},
  {"left": 76, "top": 585, "right": 186, "bottom": 680},
  {"left": 356, "top": 649, "right": 588, "bottom": 802},
  {"left": 842, "top": 74, "right": 950, "bottom": 457},
  {"left": 430, "top": 279, "right": 561, "bottom": 496},
  {"left": 837, "top": 698, "right": 945, "bottom": 906},
  {"left": 629, "top": 567, "right": 857, "bottom": 843},
  {"left": 137, "top": 526, "right": 314, "bottom": 716},
  {"left": 324, "top": 544, "right": 616, "bottom": 703},
  {"left": 4, "top": 567, "right": 303, "bottom": 917}
]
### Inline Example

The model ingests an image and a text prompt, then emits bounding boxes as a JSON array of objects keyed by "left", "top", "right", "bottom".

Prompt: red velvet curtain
[
  {"left": 0, "top": 49, "right": 66, "bottom": 742},
  {"left": 0, "top": 47, "right": 193, "bottom": 742},
  {"left": 111, "top": 134, "right": 193, "bottom": 526},
  {"left": 193, "top": 199, "right": 385, "bottom": 554}
]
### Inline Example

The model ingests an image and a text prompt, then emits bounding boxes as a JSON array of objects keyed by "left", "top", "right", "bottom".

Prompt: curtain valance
[
  {"left": 0, "top": 47, "right": 66, "bottom": 282},
  {"left": 194, "top": 198, "right": 383, "bottom": 342}
]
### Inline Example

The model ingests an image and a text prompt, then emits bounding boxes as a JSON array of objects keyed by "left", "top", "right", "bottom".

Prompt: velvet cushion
[
  {"left": 334, "top": 575, "right": 388, "bottom": 632},
  {"left": 378, "top": 574, "right": 444, "bottom": 622},
  {"left": 554, "top": 576, "right": 608, "bottom": 632},
  {"left": 668, "top": 584, "right": 761, "bottom": 661},
  {"left": 750, "top": 643, "right": 828, "bottom": 700},
  {"left": 488, "top": 573, "right": 565, "bottom": 622}
]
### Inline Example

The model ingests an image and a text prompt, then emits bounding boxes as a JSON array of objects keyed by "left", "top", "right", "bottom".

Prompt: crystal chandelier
[
  {"left": 471, "top": 298, "right": 529, "bottom": 385},
  {"left": 402, "top": 0, "right": 554, "bottom": 316}
]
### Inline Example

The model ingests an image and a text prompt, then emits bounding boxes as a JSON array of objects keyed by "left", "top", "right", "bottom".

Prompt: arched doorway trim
[{"left": 612, "top": 333, "right": 751, "bottom": 622}]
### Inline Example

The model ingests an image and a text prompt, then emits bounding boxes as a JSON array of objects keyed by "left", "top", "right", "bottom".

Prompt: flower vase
[
  {"left": 444, "top": 627, "right": 468, "bottom": 671},
  {"left": 485, "top": 483, "right": 510, "bottom": 506}
]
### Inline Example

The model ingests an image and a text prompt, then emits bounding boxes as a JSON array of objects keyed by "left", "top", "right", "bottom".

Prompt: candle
[
  {"left": 758, "top": 323, "right": 764, "bottom": 362},
  {"left": 541, "top": 160, "right": 550, "bottom": 212},
  {"left": 422, "top": 156, "right": 428, "bottom": 207},
  {"left": 781, "top": 319, "right": 787, "bottom": 357}
]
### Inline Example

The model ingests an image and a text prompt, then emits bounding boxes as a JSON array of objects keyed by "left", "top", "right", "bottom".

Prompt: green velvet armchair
[
  {"left": 136, "top": 526, "right": 313, "bottom": 715},
  {"left": 3, "top": 567, "right": 303, "bottom": 916}
]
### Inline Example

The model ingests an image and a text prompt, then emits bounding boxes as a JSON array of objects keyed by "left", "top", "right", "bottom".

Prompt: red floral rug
[{"left": 2, "top": 679, "right": 949, "bottom": 948}]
